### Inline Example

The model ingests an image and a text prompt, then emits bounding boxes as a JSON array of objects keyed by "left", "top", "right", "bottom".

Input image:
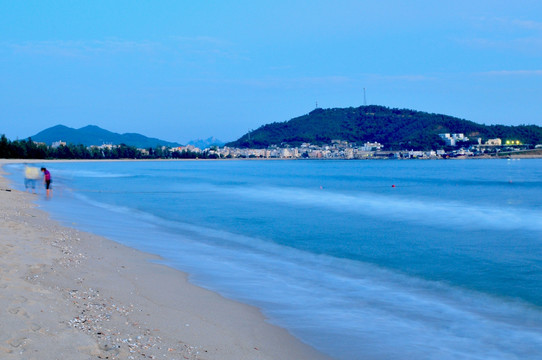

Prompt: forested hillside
[
  {"left": 0, "top": 135, "right": 216, "bottom": 160},
  {"left": 227, "top": 106, "right": 542, "bottom": 150},
  {"left": 30, "top": 125, "right": 180, "bottom": 148}
]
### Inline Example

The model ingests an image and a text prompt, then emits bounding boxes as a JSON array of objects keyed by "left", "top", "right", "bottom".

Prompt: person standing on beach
[
  {"left": 41, "top": 167, "right": 52, "bottom": 197},
  {"left": 24, "top": 165, "right": 40, "bottom": 193}
]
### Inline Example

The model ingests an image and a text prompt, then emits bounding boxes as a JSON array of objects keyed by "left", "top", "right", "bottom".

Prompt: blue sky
[{"left": 2, "top": 1, "right": 542, "bottom": 143}]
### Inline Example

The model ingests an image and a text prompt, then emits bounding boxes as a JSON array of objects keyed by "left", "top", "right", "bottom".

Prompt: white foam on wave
[
  {"left": 225, "top": 185, "right": 542, "bottom": 233},
  {"left": 55, "top": 168, "right": 132, "bottom": 179}
]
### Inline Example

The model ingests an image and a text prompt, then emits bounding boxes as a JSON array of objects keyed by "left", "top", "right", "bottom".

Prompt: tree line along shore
[{"left": 2, "top": 134, "right": 541, "bottom": 160}]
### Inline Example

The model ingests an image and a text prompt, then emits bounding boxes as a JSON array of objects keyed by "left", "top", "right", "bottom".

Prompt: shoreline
[
  {"left": 0, "top": 160, "right": 331, "bottom": 360},
  {"left": 0, "top": 152, "right": 540, "bottom": 164}
]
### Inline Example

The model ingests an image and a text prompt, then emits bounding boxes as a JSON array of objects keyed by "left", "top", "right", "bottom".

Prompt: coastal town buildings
[
  {"left": 211, "top": 137, "right": 537, "bottom": 159},
  {"left": 42, "top": 137, "right": 538, "bottom": 160},
  {"left": 217, "top": 141, "right": 447, "bottom": 159}
]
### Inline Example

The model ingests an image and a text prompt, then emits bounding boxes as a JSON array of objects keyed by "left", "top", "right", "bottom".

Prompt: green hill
[
  {"left": 227, "top": 106, "right": 542, "bottom": 150},
  {"left": 30, "top": 125, "right": 181, "bottom": 148}
]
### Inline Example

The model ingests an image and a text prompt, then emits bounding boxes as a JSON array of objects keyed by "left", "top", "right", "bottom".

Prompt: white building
[
  {"left": 51, "top": 140, "right": 67, "bottom": 148},
  {"left": 439, "top": 133, "right": 468, "bottom": 146},
  {"left": 360, "top": 142, "right": 383, "bottom": 151},
  {"left": 485, "top": 138, "right": 502, "bottom": 146}
]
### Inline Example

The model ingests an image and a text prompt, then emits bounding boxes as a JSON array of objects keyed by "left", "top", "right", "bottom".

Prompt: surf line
[{"left": 67, "top": 189, "right": 218, "bottom": 194}]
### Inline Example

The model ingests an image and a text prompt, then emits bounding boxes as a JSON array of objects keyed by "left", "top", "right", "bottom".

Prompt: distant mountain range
[
  {"left": 187, "top": 137, "right": 225, "bottom": 149},
  {"left": 25, "top": 105, "right": 542, "bottom": 152},
  {"left": 29, "top": 125, "right": 181, "bottom": 149},
  {"left": 227, "top": 105, "right": 542, "bottom": 150}
]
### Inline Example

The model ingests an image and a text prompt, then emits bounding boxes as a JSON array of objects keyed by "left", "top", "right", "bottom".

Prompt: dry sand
[{"left": 0, "top": 161, "right": 331, "bottom": 360}]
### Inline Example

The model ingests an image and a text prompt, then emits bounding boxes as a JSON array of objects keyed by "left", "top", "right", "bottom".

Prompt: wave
[
  {"left": 54, "top": 168, "right": 133, "bottom": 179},
  {"left": 223, "top": 185, "right": 542, "bottom": 233}
]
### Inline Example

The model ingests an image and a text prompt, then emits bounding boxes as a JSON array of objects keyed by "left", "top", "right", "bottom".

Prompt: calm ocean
[{"left": 5, "top": 159, "right": 542, "bottom": 359}]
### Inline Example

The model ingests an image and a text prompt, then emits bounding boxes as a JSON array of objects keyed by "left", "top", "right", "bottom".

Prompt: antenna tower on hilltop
[{"left": 363, "top": 88, "right": 367, "bottom": 106}]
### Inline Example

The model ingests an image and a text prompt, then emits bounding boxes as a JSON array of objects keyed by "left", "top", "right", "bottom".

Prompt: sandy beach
[{"left": 0, "top": 160, "right": 331, "bottom": 360}]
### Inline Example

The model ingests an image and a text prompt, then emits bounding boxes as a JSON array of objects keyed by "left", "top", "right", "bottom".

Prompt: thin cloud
[
  {"left": 457, "top": 37, "right": 542, "bottom": 54},
  {"left": 221, "top": 74, "right": 434, "bottom": 89},
  {"left": 172, "top": 36, "right": 230, "bottom": 46},
  {"left": 472, "top": 16, "right": 542, "bottom": 32},
  {"left": 458, "top": 16, "right": 542, "bottom": 54},
  {"left": 291, "top": 76, "right": 352, "bottom": 85},
  {"left": 170, "top": 35, "right": 250, "bottom": 62},
  {"left": 494, "top": 17, "right": 542, "bottom": 31},
  {"left": 4, "top": 39, "right": 160, "bottom": 58},
  {"left": 480, "top": 70, "right": 542, "bottom": 76},
  {"left": 196, "top": 75, "right": 353, "bottom": 89},
  {"left": 368, "top": 74, "right": 437, "bottom": 82}
]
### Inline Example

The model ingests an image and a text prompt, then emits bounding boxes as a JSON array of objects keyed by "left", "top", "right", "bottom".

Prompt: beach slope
[{"left": 0, "top": 163, "right": 330, "bottom": 360}]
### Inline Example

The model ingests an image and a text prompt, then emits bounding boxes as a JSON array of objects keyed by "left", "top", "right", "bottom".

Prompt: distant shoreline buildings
[
  {"left": 5, "top": 135, "right": 539, "bottom": 161},
  {"left": 47, "top": 136, "right": 541, "bottom": 159},
  {"left": 185, "top": 136, "right": 538, "bottom": 160}
]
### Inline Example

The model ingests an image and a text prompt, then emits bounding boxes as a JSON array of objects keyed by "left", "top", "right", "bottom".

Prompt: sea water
[{"left": 5, "top": 159, "right": 542, "bottom": 359}]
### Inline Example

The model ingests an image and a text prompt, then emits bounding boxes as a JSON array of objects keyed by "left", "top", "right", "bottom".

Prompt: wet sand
[{"left": 0, "top": 160, "right": 331, "bottom": 360}]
